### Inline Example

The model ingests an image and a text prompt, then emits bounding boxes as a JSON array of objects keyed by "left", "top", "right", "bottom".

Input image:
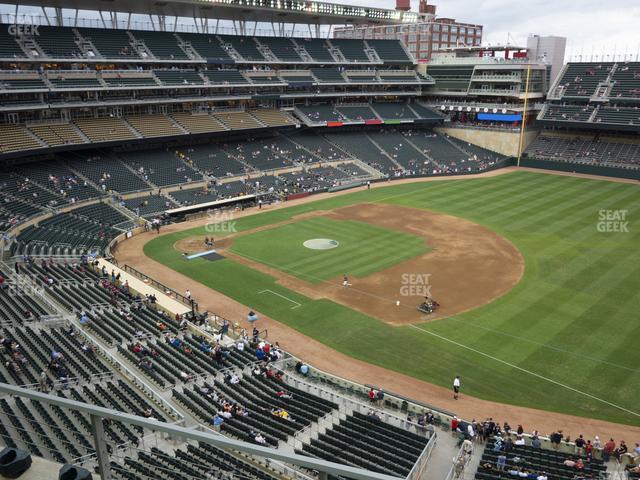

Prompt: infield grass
[
  {"left": 145, "top": 171, "right": 640, "bottom": 426},
  {"left": 229, "top": 217, "right": 429, "bottom": 283}
]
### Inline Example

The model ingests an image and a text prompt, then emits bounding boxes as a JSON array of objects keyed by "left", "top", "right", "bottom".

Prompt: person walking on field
[
  {"left": 453, "top": 376, "right": 461, "bottom": 400},
  {"left": 342, "top": 274, "right": 350, "bottom": 287}
]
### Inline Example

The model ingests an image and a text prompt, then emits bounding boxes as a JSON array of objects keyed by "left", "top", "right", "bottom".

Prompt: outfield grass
[
  {"left": 144, "top": 171, "right": 640, "bottom": 426},
  {"left": 229, "top": 216, "right": 428, "bottom": 283}
]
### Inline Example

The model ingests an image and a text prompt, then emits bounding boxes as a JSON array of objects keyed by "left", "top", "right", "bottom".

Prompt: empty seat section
[
  {"left": 220, "top": 35, "right": 264, "bottom": 61},
  {"left": 132, "top": 30, "right": 188, "bottom": 59},
  {"left": 153, "top": 70, "right": 204, "bottom": 85},
  {"left": 0, "top": 76, "right": 46, "bottom": 90},
  {"left": 250, "top": 109, "right": 294, "bottom": 127},
  {"left": 331, "top": 39, "right": 370, "bottom": 62},
  {"left": 69, "top": 156, "right": 150, "bottom": 193},
  {"left": 203, "top": 69, "right": 248, "bottom": 84},
  {"left": 78, "top": 27, "right": 138, "bottom": 59},
  {"left": 336, "top": 105, "right": 377, "bottom": 121},
  {"left": 178, "top": 33, "right": 231, "bottom": 62},
  {"left": 102, "top": 74, "right": 157, "bottom": 87},
  {"left": 367, "top": 39, "right": 413, "bottom": 64},
  {"left": 126, "top": 114, "right": 184, "bottom": 138},
  {"left": 27, "top": 123, "right": 85, "bottom": 147},
  {"left": 35, "top": 26, "right": 83, "bottom": 58},
  {"left": 296, "top": 38, "right": 334, "bottom": 62},
  {"left": 372, "top": 102, "right": 417, "bottom": 119},
  {"left": 0, "top": 29, "right": 27, "bottom": 58},
  {"left": 0, "top": 125, "right": 42, "bottom": 153},
  {"left": 213, "top": 111, "right": 261, "bottom": 130},
  {"left": 74, "top": 117, "right": 137, "bottom": 142},
  {"left": 48, "top": 75, "right": 101, "bottom": 89},
  {"left": 170, "top": 112, "right": 227, "bottom": 134},
  {"left": 311, "top": 68, "right": 346, "bottom": 83},
  {"left": 258, "top": 37, "right": 301, "bottom": 61},
  {"left": 297, "top": 105, "right": 345, "bottom": 123},
  {"left": 121, "top": 149, "right": 200, "bottom": 187},
  {"left": 177, "top": 144, "right": 246, "bottom": 178}
]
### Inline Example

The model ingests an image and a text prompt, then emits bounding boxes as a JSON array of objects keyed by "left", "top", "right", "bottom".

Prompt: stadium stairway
[
  {"left": 399, "top": 132, "right": 447, "bottom": 170},
  {"left": 363, "top": 131, "right": 406, "bottom": 171}
]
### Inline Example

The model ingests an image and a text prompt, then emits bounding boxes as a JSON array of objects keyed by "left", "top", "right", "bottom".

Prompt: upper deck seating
[{"left": 132, "top": 30, "right": 189, "bottom": 60}]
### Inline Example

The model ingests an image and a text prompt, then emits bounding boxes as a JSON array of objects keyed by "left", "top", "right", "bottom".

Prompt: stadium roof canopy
[{"left": 16, "top": 0, "right": 422, "bottom": 25}]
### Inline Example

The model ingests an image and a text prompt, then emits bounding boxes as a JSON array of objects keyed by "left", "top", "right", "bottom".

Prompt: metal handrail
[
  {"left": 0, "top": 383, "right": 406, "bottom": 480},
  {"left": 76, "top": 324, "right": 185, "bottom": 422},
  {"left": 122, "top": 263, "right": 194, "bottom": 307}
]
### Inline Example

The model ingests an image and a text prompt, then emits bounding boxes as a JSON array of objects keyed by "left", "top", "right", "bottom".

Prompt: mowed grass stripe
[
  {"left": 265, "top": 218, "right": 419, "bottom": 274},
  {"left": 146, "top": 172, "right": 640, "bottom": 426},
  {"left": 230, "top": 216, "right": 427, "bottom": 282}
]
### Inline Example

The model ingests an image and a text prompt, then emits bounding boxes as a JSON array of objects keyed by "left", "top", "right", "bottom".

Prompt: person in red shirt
[
  {"left": 368, "top": 388, "right": 376, "bottom": 404},
  {"left": 451, "top": 416, "right": 459, "bottom": 435},
  {"left": 585, "top": 440, "right": 593, "bottom": 456},
  {"left": 603, "top": 438, "right": 616, "bottom": 462}
]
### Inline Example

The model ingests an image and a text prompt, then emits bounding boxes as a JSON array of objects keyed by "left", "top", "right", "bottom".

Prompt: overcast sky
[
  {"left": 1, "top": 0, "right": 639, "bottom": 61},
  {"left": 343, "top": 0, "right": 640, "bottom": 60}
]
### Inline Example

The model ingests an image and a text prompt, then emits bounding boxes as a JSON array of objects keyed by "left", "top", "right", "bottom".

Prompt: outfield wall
[
  {"left": 521, "top": 157, "right": 640, "bottom": 180},
  {"left": 435, "top": 126, "right": 540, "bottom": 157}
]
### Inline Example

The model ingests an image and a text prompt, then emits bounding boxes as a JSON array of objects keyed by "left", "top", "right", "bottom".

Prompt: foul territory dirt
[
  {"left": 113, "top": 169, "right": 640, "bottom": 440},
  {"left": 175, "top": 203, "right": 524, "bottom": 325}
]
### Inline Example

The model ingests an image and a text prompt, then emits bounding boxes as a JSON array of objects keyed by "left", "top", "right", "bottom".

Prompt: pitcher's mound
[{"left": 303, "top": 239, "right": 340, "bottom": 250}]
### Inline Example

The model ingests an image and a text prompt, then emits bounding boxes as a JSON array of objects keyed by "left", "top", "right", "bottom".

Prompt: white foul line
[
  {"left": 259, "top": 289, "right": 302, "bottom": 309},
  {"left": 409, "top": 324, "right": 639, "bottom": 418}
]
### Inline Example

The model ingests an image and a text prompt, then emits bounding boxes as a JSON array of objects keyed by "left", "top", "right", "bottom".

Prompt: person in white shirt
[{"left": 453, "top": 376, "right": 461, "bottom": 399}]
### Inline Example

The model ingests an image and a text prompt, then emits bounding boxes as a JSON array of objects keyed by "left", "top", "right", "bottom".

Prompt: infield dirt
[{"left": 175, "top": 203, "right": 524, "bottom": 325}]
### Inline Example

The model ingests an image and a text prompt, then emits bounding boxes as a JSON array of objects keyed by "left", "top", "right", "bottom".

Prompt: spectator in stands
[
  {"left": 614, "top": 440, "right": 628, "bottom": 460},
  {"left": 143, "top": 407, "right": 153, "bottom": 418},
  {"left": 210, "top": 413, "right": 224, "bottom": 430},
  {"left": 219, "top": 319, "right": 230, "bottom": 338},
  {"left": 564, "top": 458, "right": 577, "bottom": 468},
  {"left": 254, "top": 432, "right": 266, "bottom": 445},
  {"left": 451, "top": 416, "right": 460, "bottom": 435},
  {"left": 275, "top": 390, "right": 292, "bottom": 400},
  {"left": 550, "top": 430, "right": 563, "bottom": 450},
  {"left": 271, "top": 408, "right": 292, "bottom": 420},
  {"left": 139, "top": 359, "right": 153, "bottom": 371},
  {"left": 367, "top": 410, "right": 381, "bottom": 423},
  {"left": 51, "top": 347, "right": 64, "bottom": 362},
  {"left": 368, "top": 387, "right": 377, "bottom": 404},
  {"left": 497, "top": 454, "right": 507, "bottom": 471},
  {"left": 176, "top": 316, "right": 187, "bottom": 332},
  {"left": 531, "top": 436, "right": 542, "bottom": 449},
  {"left": 603, "top": 438, "right": 616, "bottom": 461}
]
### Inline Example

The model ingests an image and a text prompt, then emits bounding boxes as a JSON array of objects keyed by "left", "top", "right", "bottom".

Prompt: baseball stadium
[{"left": 0, "top": 0, "right": 637, "bottom": 479}]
